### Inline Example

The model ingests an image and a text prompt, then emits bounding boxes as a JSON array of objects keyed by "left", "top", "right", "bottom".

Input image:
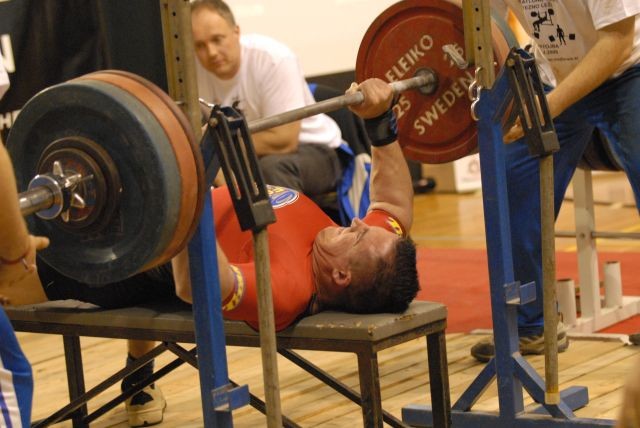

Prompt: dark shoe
[{"left": 471, "top": 322, "right": 569, "bottom": 362}]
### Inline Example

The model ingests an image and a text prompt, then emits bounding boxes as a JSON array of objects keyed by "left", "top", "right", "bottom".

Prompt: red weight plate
[
  {"left": 77, "top": 71, "right": 200, "bottom": 269},
  {"left": 356, "top": 0, "right": 512, "bottom": 164},
  {"left": 90, "top": 70, "right": 206, "bottom": 262}
]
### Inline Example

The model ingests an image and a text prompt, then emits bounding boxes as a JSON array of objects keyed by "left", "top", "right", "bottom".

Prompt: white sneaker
[{"left": 125, "top": 384, "right": 167, "bottom": 427}]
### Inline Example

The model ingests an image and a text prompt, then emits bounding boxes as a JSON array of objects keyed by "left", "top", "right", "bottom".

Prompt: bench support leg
[
  {"left": 357, "top": 350, "right": 383, "bottom": 427},
  {"left": 63, "top": 335, "right": 88, "bottom": 428},
  {"left": 427, "top": 330, "right": 451, "bottom": 428}
]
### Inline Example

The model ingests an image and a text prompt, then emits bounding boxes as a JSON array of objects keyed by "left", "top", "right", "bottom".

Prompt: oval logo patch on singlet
[{"left": 267, "top": 185, "right": 299, "bottom": 209}]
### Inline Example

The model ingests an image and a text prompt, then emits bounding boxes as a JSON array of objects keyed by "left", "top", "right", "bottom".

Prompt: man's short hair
[
  {"left": 190, "top": 0, "right": 236, "bottom": 26},
  {"left": 344, "top": 237, "right": 419, "bottom": 314}
]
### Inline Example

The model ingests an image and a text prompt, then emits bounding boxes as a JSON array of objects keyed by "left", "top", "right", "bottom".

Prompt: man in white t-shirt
[
  {"left": 191, "top": 0, "right": 344, "bottom": 198},
  {"left": 472, "top": 0, "right": 640, "bottom": 362}
]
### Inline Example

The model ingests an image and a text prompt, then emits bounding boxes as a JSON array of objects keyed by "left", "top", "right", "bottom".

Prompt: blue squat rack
[{"left": 402, "top": 51, "right": 615, "bottom": 428}]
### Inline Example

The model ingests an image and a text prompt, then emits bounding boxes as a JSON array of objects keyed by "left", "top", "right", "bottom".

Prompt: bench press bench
[{"left": 6, "top": 299, "right": 450, "bottom": 428}]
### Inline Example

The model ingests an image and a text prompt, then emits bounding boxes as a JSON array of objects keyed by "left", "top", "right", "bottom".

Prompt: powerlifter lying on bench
[{"left": 2, "top": 79, "right": 429, "bottom": 426}]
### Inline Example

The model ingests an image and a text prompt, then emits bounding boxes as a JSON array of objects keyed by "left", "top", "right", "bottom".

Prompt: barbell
[{"left": 8, "top": 0, "right": 515, "bottom": 284}]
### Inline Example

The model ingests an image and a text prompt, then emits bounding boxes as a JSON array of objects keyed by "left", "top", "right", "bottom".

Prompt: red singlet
[{"left": 212, "top": 185, "right": 405, "bottom": 331}]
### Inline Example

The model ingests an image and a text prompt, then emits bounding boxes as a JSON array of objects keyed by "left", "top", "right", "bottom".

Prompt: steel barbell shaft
[
  {"left": 247, "top": 73, "right": 436, "bottom": 133},
  {"left": 19, "top": 186, "right": 56, "bottom": 217}
]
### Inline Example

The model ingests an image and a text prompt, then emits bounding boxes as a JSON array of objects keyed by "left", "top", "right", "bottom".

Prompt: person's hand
[
  {"left": 503, "top": 93, "right": 557, "bottom": 144},
  {"left": 347, "top": 78, "right": 394, "bottom": 119},
  {"left": 0, "top": 234, "right": 49, "bottom": 288},
  {"left": 503, "top": 117, "right": 524, "bottom": 143}
]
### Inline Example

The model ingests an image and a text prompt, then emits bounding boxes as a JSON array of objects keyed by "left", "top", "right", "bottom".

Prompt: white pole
[
  {"left": 556, "top": 278, "right": 577, "bottom": 327},
  {"left": 604, "top": 261, "right": 623, "bottom": 308}
]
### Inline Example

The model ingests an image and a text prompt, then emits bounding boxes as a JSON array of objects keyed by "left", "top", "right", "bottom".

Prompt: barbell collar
[
  {"left": 23, "top": 174, "right": 67, "bottom": 219},
  {"left": 248, "top": 73, "right": 437, "bottom": 134},
  {"left": 19, "top": 171, "right": 90, "bottom": 220}
]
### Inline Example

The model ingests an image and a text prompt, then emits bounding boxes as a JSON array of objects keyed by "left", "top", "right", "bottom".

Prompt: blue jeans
[{"left": 505, "top": 65, "right": 640, "bottom": 336}]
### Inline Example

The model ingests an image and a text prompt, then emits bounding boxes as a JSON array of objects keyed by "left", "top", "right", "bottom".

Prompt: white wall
[{"left": 229, "top": 0, "right": 398, "bottom": 77}]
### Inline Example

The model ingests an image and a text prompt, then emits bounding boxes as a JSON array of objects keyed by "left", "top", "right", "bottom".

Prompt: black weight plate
[{"left": 7, "top": 79, "right": 181, "bottom": 284}]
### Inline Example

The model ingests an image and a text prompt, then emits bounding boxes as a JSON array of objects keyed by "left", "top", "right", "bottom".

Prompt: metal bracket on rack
[
  {"left": 505, "top": 48, "right": 559, "bottom": 157},
  {"left": 204, "top": 105, "right": 276, "bottom": 231}
]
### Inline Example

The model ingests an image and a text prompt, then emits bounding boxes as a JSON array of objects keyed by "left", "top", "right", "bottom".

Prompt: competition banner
[{"left": 0, "top": 0, "right": 166, "bottom": 143}]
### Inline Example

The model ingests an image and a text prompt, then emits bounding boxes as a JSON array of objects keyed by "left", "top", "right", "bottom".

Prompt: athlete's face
[
  {"left": 313, "top": 218, "right": 398, "bottom": 281},
  {"left": 192, "top": 8, "right": 241, "bottom": 80}
]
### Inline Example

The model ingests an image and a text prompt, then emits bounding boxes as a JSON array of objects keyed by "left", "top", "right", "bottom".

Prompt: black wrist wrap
[{"left": 364, "top": 108, "right": 398, "bottom": 147}]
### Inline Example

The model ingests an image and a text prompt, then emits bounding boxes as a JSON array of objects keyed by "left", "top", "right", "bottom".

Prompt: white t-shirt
[
  {"left": 196, "top": 33, "right": 342, "bottom": 149},
  {"left": 0, "top": 53, "right": 9, "bottom": 99},
  {"left": 496, "top": 0, "right": 640, "bottom": 86}
]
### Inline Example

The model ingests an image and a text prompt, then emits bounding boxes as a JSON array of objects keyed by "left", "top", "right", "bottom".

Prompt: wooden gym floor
[{"left": 19, "top": 171, "right": 640, "bottom": 426}]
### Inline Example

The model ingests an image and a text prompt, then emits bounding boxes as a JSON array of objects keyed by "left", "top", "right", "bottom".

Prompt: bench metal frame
[{"left": 7, "top": 300, "right": 450, "bottom": 428}]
